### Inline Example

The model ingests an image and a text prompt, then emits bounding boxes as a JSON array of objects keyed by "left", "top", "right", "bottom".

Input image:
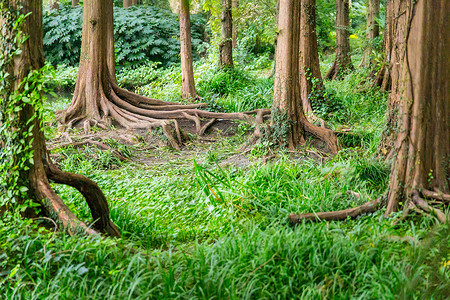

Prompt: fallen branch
[{"left": 288, "top": 198, "right": 380, "bottom": 225}]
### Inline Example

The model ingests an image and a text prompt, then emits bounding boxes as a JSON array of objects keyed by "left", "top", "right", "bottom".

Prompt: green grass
[{"left": 2, "top": 61, "right": 449, "bottom": 299}]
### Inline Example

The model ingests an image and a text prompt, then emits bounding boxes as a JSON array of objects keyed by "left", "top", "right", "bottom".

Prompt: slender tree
[
  {"left": 273, "top": 0, "right": 338, "bottom": 152},
  {"left": 123, "top": 0, "right": 131, "bottom": 8},
  {"left": 132, "top": 0, "right": 138, "bottom": 5},
  {"left": 72, "top": 0, "right": 79, "bottom": 6},
  {"left": 179, "top": 0, "right": 197, "bottom": 99},
  {"left": 290, "top": 0, "right": 449, "bottom": 224},
  {"left": 299, "top": 0, "right": 323, "bottom": 117},
  {"left": 62, "top": 0, "right": 268, "bottom": 149},
  {"left": 219, "top": 0, "right": 233, "bottom": 67},
  {"left": 325, "top": 0, "right": 353, "bottom": 80},
  {"left": 359, "top": 0, "right": 381, "bottom": 67},
  {"left": 0, "top": 0, "right": 119, "bottom": 237}
]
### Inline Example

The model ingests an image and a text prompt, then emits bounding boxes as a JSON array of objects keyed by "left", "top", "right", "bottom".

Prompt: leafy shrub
[
  {"left": 197, "top": 67, "right": 253, "bottom": 96},
  {"left": 45, "top": 64, "right": 78, "bottom": 91},
  {"left": 43, "top": 4, "right": 207, "bottom": 67}
]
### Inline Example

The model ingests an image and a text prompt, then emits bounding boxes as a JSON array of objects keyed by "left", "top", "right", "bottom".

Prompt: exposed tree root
[
  {"left": 288, "top": 198, "right": 380, "bottom": 225},
  {"left": 59, "top": 78, "right": 273, "bottom": 151},
  {"left": 290, "top": 189, "right": 448, "bottom": 226},
  {"left": 46, "top": 162, "right": 121, "bottom": 236}
]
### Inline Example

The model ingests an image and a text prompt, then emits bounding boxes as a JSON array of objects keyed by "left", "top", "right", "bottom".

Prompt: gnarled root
[
  {"left": 288, "top": 198, "right": 380, "bottom": 225},
  {"left": 45, "top": 162, "right": 121, "bottom": 237},
  {"left": 60, "top": 78, "right": 272, "bottom": 150}
]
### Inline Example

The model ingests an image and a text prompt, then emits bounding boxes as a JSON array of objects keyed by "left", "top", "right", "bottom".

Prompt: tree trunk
[
  {"left": 219, "top": 0, "right": 233, "bottom": 68},
  {"left": 385, "top": 0, "right": 449, "bottom": 215},
  {"left": 232, "top": 0, "right": 239, "bottom": 48},
  {"left": 132, "top": 0, "right": 138, "bottom": 5},
  {"left": 123, "top": 0, "right": 131, "bottom": 8},
  {"left": 359, "top": 0, "right": 380, "bottom": 68},
  {"left": 179, "top": 0, "right": 197, "bottom": 100},
  {"left": 378, "top": 0, "right": 408, "bottom": 156},
  {"left": 299, "top": 0, "right": 324, "bottom": 116},
  {"left": 273, "top": 0, "right": 339, "bottom": 153},
  {"left": 1, "top": 0, "right": 119, "bottom": 237},
  {"left": 325, "top": 0, "right": 353, "bottom": 80},
  {"left": 72, "top": 0, "right": 79, "bottom": 6}
]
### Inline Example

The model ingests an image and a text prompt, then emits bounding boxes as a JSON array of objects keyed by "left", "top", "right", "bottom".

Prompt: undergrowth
[{"left": 3, "top": 55, "right": 448, "bottom": 299}]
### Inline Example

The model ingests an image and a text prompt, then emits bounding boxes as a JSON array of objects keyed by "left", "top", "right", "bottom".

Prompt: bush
[{"left": 43, "top": 4, "right": 207, "bottom": 68}]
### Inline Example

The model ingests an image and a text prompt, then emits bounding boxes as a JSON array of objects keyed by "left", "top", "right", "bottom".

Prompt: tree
[
  {"left": 359, "top": 0, "right": 380, "bottom": 68},
  {"left": 325, "top": 0, "right": 353, "bottom": 80},
  {"left": 299, "top": 0, "right": 324, "bottom": 117},
  {"left": 272, "top": 0, "right": 338, "bottom": 152},
  {"left": 123, "top": 0, "right": 131, "bottom": 8},
  {"left": 179, "top": 0, "right": 197, "bottom": 99},
  {"left": 72, "top": 0, "right": 79, "bottom": 7},
  {"left": 290, "top": 0, "right": 449, "bottom": 224},
  {"left": 61, "top": 0, "right": 268, "bottom": 150},
  {"left": 132, "top": 0, "right": 139, "bottom": 5},
  {"left": 219, "top": 0, "right": 233, "bottom": 67},
  {"left": 0, "top": 0, "right": 119, "bottom": 237},
  {"left": 384, "top": 0, "right": 449, "bottom": 220}
]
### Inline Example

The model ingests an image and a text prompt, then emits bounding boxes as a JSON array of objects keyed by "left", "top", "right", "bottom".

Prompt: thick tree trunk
[
  {"left": 72, "top": 0, "right": 79, "bottom": 6},
  {"left": 123, "top": 0, "right": 131, "bottom": 8},
  {"left": 325, "top": 0, "right": 353, "bottom": 80},
  {"left": 179, "top": 0, "right": 197, "bottom": 100},
  {"left": 232, "top": 0, "right": 239, "bottom": 48},
  {"left": 385, "top": 0, "right": 449, "bottom": 216},
  {"left": 299, "top": 0, "right": 323, "bottom": 117},
  {"left": 359, "top": 0, "right": 380, "bottom": 68},
  {"left": 219, "top": 0, "right": 233, "bottom": 68},
  {"left": 273, "top": 0, "right": 338, "bottom": 153},
  {"left": 2, "top": 0, "right": 119, "bottom": 237}
]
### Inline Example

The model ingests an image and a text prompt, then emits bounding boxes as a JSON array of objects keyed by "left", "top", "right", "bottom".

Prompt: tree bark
[
  {"left": 385, "top": 0, "right": 449, "bottom": 215},
  {"left": 325, "top": 0, "right": 353, "bottom": 80},
  {"left": 299, "top": 0, "right": 324, "bottom": 116},
  {"left": 123, "top": 0, "right": 131, "bottom": 8},
  {"left": 273, "top": 0, "right": 339, "bottom": 153},
  {"left": 378, "top": 0, "right": 408, "bottom": 157},
  {"left": 179, "top": 0, "right": 197, "bottom": 100},
  {"left": 359, "top": 0, "right": 381, "bottom": 68},
  {"left": 219, "top": 0, "right": 233, "bottom": 68},
  {"left": 132, "top": 0, "right": 138, "bottom": 5},
  {"left": 72, "top": 0, "right": 79, "bottom": 7},
  {"left": 2, "top": 0, "right": 119, "bottom": 237}
]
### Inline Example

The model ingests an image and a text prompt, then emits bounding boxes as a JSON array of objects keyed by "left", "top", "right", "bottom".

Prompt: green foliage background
[{"left": 43, "top": 4, "right": 208, "bottom": 67}]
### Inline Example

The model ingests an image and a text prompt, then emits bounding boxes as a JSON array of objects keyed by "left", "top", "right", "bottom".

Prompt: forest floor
[{"left": 1, "top": 66, "right": 449, "bottom": 299}]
